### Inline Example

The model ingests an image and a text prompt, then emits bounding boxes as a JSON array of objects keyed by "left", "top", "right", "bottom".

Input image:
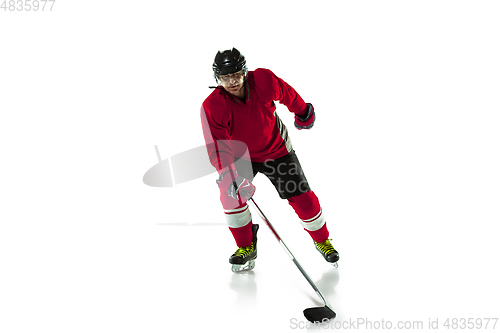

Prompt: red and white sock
[
  {"left": 224, "top": 203, "right": 253, "bottom": 247},
  {"left": 287, "top": 190, "right": 329, "bottom": 243}
]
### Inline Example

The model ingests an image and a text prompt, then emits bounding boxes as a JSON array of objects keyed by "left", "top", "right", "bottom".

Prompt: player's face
[{"left": 219, "top": 70, "right": 245, "bottom": 96}]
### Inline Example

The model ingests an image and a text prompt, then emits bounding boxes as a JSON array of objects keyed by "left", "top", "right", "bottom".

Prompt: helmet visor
[{"left": 218, "top": 70, "right": 246, "bottom": 86}]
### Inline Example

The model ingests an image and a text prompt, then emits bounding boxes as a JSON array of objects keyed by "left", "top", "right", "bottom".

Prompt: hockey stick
[{"left": 247, "top": 197, "right": 336, "bottom": 322}]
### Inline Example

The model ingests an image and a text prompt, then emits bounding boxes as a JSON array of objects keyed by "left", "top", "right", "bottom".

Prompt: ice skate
[
  {"left": 314, "top": 239, "right": 339, "bottom": 268},
  {"left": 229, "top": 224, "right": 259, "bottom": 273}
]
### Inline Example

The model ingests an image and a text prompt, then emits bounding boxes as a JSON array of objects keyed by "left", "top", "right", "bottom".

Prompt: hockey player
[{"left": 201, "top": 48, "right": 339, "bottom": 272}]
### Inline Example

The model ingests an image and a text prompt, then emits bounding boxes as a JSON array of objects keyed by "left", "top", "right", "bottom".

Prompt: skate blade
[
  {"left": 331, "top": 262, "right": 338, "bottom": 268},
  {"left": 231, "top": 260, "right": 255, "bottom": 273}
]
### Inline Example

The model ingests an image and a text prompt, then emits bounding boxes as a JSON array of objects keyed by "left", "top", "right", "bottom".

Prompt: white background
[{"left": 1, "top": 1, "right": 499, "bottom": 332}]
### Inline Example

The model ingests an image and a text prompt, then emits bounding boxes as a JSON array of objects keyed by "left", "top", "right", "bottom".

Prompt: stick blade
[{"left": 303, "top": 306, "right": 336, "bottom": 323}]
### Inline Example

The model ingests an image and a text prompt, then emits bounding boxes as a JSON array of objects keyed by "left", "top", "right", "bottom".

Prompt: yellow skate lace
[
  {"left": 233, "top": 243, "right": 254, "bottom": 257},
  {"left": 315, "top": 239, "right": 336, "bottom": 255}
]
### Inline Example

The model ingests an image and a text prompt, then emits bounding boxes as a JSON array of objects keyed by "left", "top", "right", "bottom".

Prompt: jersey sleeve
[
  {"left": 253, "top": 68, "right": 308, "bottom": 117},
  {"left": 200, "top": 100, "right": 235, "bottom": 174}
]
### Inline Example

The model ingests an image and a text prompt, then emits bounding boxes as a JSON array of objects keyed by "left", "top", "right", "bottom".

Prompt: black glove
[{"left": 294, "top": 103, "right": 316, "bottom": 130}]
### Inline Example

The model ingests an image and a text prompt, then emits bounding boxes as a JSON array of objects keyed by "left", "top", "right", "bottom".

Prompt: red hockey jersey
[{"left": 201, "top": 68, "right": 308, "bottom": 173}]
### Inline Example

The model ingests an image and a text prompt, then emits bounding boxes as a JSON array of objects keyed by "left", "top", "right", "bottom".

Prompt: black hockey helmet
[{"left": 212, "top": 48, "right": 247, "bottom": 81}]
